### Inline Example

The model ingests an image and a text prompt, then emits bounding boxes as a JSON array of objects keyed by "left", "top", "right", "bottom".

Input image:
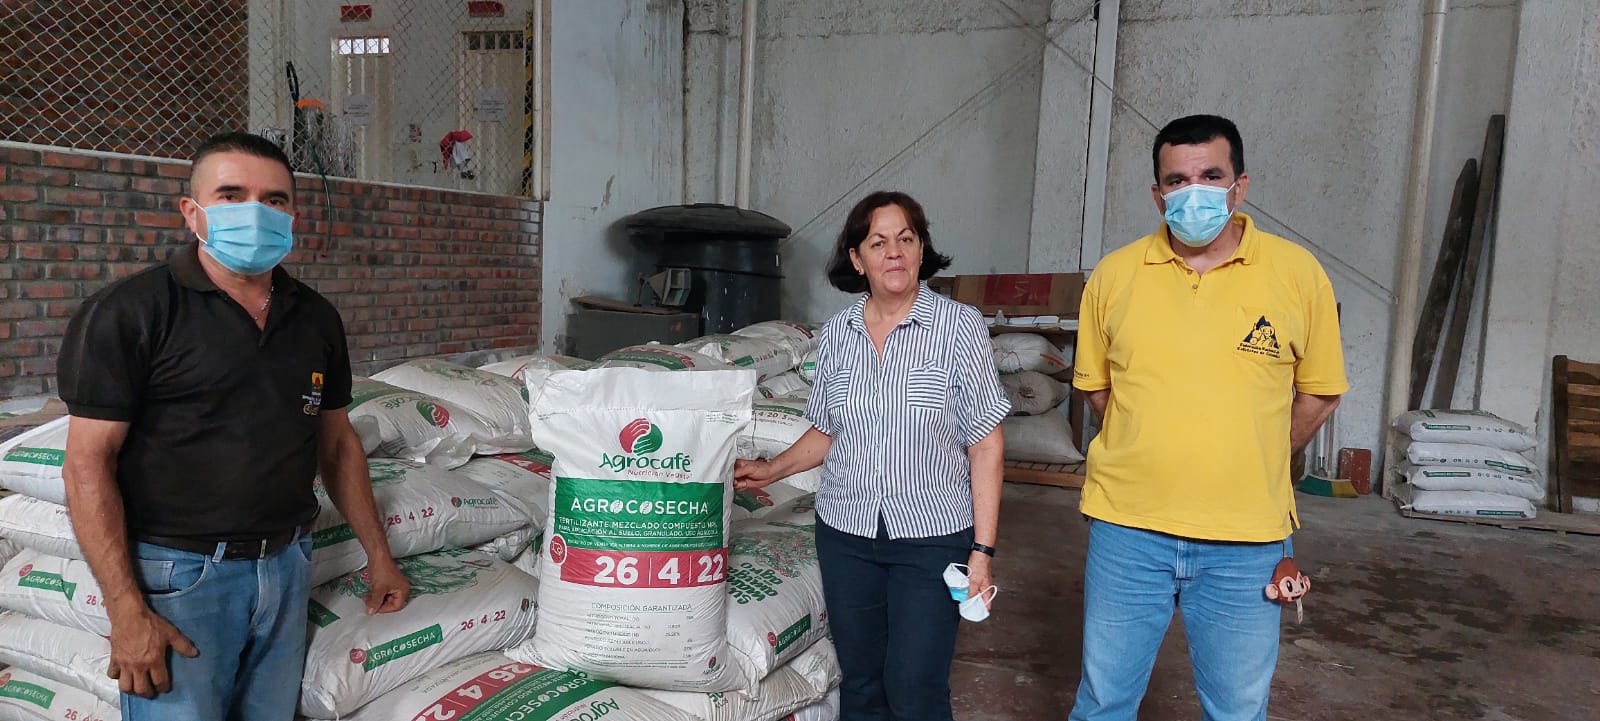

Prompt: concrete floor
[{"left": 952, "top": 484, "right": 1600, "bottom": 720}]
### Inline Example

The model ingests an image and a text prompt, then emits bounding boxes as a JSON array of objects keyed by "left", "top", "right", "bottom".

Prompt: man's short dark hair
[
  {"left": 826, "top": 191, "right": 953, "bottom": 294},
  {"left": 190, "top": 132, "right": 295, "bottom": 188},
  {"left": 1152, "top": 115, "right": 1244, "bottom": 184}
]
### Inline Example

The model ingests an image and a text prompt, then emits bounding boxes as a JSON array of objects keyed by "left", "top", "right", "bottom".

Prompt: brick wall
[
  {"left": 0, "top": 142, "right": 542, "bottom": 398},
  {"left": 0, "top": 1, "right": 248, "bottom": 159}
]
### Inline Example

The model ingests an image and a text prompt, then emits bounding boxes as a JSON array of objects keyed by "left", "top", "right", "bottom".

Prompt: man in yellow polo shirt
[{"left": 1067, "top": 115, "right": 1346, "bottom": 721}]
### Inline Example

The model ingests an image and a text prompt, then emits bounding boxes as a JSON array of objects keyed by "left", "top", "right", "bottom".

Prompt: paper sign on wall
[
  {"left": 344, "top": 94, "right": 374, "bottom": 125},
  {"left": 474, "top": 88, "right": 508, "bottom": 123}
]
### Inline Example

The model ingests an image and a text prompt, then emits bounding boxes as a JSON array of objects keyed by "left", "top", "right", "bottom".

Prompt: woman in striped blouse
[{"left": 734, "top": 191, "right": 1009, "bottom": 721}]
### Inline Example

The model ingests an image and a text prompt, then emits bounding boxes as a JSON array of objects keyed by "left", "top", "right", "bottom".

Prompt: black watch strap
[{"left": 971, "top": 542, "right": 996, "bottom": 557}]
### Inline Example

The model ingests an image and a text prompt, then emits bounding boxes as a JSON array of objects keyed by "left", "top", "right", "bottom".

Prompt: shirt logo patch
[
  {"left": 1238, "top": 316, "right": 1282, "bottom": 358},
  {"left": 303, "top": 372, "right": 326, "bottom": 416}
]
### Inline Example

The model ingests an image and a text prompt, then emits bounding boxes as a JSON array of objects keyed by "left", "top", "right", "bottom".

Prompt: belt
[{"left": 136, "top": 527, "right": 304, "bottom": 561}]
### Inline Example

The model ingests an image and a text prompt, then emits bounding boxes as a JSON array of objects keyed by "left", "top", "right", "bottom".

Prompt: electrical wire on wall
[{"left": 287, "top": 62, "right": 338, "bottom": 259}]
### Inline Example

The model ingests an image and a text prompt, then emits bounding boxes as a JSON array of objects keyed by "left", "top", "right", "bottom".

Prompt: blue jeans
[
  {"left": 120, "top": 534, "right": 313, "bottom": 721},
  {"left": 1068, "top": 520, "right": 1289, "bottom": 721},
  {"left": 815, "top": 518, "right": 973, "bottom": 721}
]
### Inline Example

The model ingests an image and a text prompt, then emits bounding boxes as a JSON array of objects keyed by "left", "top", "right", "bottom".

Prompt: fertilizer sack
[
  {"left": 310, "top": 458, "right": 531, "bottom": 584},
  {"left": 1404, "top": 442, "right": 1538, "bottom": 478},
  {"left": 0, "top": 552, "right": 108, "bottom": 636},
  {"left": 757, "top": 372, "right": 813, "bottom": 400},
  {"left": 596, "top": 344, "right": 736, "bottom": 372},
  {"left": 1401, "top": 463, "right": 1546, "bottom": 501},
  {"left": 788, "top": 689, "right": 841, "bottom": 721},
  {"left": 725, "top": 511, "right": 828, "bottom": 689},
  {"left": 479, "top": 354, "right": 595, "bottom": 385},
  {"left": 1393, "top": 409, "right": 1537, "bottom": 452},
  {"left": 1002, "top": 413, "right": 1085, "bottom": 464},
  {"left": 731, "top": 486, "right": 815, "bottom": 523},
  {"left": 1403, "top": 488, "right": 1538, "bottom": 520},
  {"left": 453, "top": 448, "right": 556, "bottom": 527},
  {"left": 733, "top": 320, "right": 822, "bottom": 363},
  {"left": 678, "top": 334, "right": 796, "bottom": 382},
  {"left": 0, "top": 496, "right": 79, "bottom": 561},
  {"left": 299, "top": 549, "right": 540, "bottom": 719},
  {"left": 999, "top": 372, "right": 1070, "bottom": 416},
  {"left": 642, "top": 663, "right": 822, "bottom": 721},
  {"left": 0, "top": 666, "right": 119, "bottom": 721},
  {"left": 0, "top": 417, "right": 69, "bottom": 505},
  {"left": 339, "top": 651, "right": 701, "bottom": 721},
  {"left": 992, "top": 333, "right": 1070, "bottom": 376},
  {"left": 0, "top": 612, "right": 116, "bottom": 706},
  {"left": 796, "top": 350, "right": 819, "bottom": 383},
  {"left": 347, "top": 378, "right": 479, "bottom": 469},
  {"left": 514, "top": 367, "right": 755, "bottom": 692},
  {"left": 372, "top": 359, "right": 536, "bottom": 454}
]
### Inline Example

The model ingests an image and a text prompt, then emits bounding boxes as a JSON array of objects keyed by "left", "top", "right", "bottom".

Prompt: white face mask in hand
[
  {"left": 960, "top": 585, "right": 999, "bottom": 622},
  {"left": 943, "top": 563, "right": 970, "bottom": 602}
]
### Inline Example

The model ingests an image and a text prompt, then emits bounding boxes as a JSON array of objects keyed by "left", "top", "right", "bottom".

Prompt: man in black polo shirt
[{"left": 56, "top": 132, "right": 409, "bottom": 721}]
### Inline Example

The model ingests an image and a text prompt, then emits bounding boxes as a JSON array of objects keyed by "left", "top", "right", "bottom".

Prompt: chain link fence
[{"left": 1, "top": 0, "right": 545, "bottom": 198}]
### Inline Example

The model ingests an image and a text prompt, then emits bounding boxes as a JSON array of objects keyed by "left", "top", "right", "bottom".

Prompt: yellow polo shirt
[{"left": 1073, "top": 213, "right": 1348, "bottom": 541}]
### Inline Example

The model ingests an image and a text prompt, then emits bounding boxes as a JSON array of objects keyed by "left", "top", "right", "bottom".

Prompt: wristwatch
[{"left": 971, "top": 542, "right": 996, "bottom": 557}]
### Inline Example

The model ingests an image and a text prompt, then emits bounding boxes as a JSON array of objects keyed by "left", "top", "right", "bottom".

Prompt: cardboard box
[{"left": 932, "top": 273, "right": 1085, "bottom": 318}]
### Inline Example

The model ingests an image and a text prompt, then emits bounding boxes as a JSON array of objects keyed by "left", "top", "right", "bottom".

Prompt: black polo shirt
[{"left": 56, "top": 243, "right": 353, "bottom": 541}]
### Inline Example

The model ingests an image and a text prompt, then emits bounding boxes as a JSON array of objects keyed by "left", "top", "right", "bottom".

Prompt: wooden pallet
[
  {"left": 1004, "top": 461, "right": 1085, "bottom": 489},
  {"left": 1393, "top": 484, "right": 1600, "bottom": 535}
]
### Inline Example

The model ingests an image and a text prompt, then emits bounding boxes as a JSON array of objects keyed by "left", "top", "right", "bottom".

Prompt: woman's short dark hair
[{"left": 826, "top": 191, "right": 954, "bottom": 294}]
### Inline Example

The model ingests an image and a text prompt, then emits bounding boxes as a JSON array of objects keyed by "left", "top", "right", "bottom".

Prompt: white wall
[
  {"left": 686, "top": 0, "right": 1053, "bottom": 323},
  {"left": 1481, "top": 0, "right": 1600, "bottom": 500},
  {"left": 540, "top": 0, "right": 685, "bottom": 352},
  {"left": 1091, "top": 0, "right": 1515, "bottom": 460}
]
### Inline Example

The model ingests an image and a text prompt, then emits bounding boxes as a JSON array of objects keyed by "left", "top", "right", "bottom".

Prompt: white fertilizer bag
[
  {"left": 789, "top": 689, "right": 841, "bottom": 721},
  {"left": 0, "top": 666, "right": 119, "bottom": 721},
  {"left": 1405, "top": 442, "right": 1538, "bottom": 478},
  {"left": 1402, "top": 464, "right": 1546, "bottom": 501},
  {"left": 992, "top": 333, "right": 1070, "bottom": 376},
  {"left": 1393, "top": 409, "right": 1537, "bottom": 451},
  {"left": 796, "top": 350, "right": 819, "bottom": 383},
  {"left": 788, "top": 638, "right": 842, "bottom": 698},
  {"left": 749, "top": 400, "right": 812, "bottom": 457},
  {"left": 642, "top": 662, "right": 824, "bottom": 721},
  {"left": 310, "top": 458, "right": 531, "bottom": 584},
  {"left": 678, "top": 334, "right": 796, "bottom": 382},
  {"left": 1403, "top": 488, "right": 1538, "bottom": 520},
  {"left": 0, "top": 541, "right": 18, "bottom": 570},
  {"left": 725, "top": 515, "right": 828, "bottom": 689},
  {"left": 347, "top": 378, "right": 479, "bottom": 469},
  {"left": 454, "top": 448, "right": 556, "bottom": 527},
  {"left": 0, "top": 417, "right": 69, "bottom": 505},
  {"left": 299, "top": 549, "right": 540, "bottom": 719},
  {"left": 515, "top": 367, "right": 755, "bottom": 692},
  {"left": 340, "top": 652, "right": 702, "bottom": 721},
  {"left": 479, "top": 354, "right": 595, "bottom": 383},
  {"left": 509, "top": 535, "right": 543, "bottom": 579},
  {"left": 758, "top": 372, "right": 813, "bottom": 400},
  {"left": 732, "top": 487, "right": 814, "bottom": 523},
  {"left": 1002, "top": 413, "right": 1084, "bottom": 464},
  {"left": 473, "top": 526, "right": 539, "bottom": 563},
  {"left": 596, "top": 344, "right": 737, "bottom": 372},
  {"left": 0, "top": 552, "right": 108, "bottom": 636},
  {"left": 0, "top": 496, "right": 79, "bottom": 561},
  {"left": 999, "top": 371, "right": 1070, "bottom": 416},
  {"left": 0, "top": 612, "right": 115, "bottom": 706},
  {"left": 734, "top": 320, "right": 822, "bottom": 362},
  {"left": 373, "top": 360, "right": 536, "bottom": 454}
]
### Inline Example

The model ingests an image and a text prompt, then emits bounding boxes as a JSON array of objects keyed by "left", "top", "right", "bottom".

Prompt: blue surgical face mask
[
  {"left": 197, "top": 201, "right": 294, "bottom": 276},
  {"left": 1162, "top": 183, "right": 1235, "bottom": 247}
]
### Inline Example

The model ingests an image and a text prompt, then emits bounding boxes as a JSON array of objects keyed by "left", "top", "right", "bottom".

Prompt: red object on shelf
[
  {"left": 1338, "top": 448, "right": 1373, "bottom": 495},
  {"left": 467, "top": 1, "right": 505, "bottom": 17},
  {"left": 339, "top": 4, "right": 372, "bottom": 21}
]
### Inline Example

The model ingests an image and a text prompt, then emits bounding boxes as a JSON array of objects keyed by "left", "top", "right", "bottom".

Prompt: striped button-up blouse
[{"left": 804, "top": 283, "right": 1011, "bottom": 539}]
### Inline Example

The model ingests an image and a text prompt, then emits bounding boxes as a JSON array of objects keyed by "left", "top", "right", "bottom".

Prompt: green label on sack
[
  {"left": 1420, "top": 423, "right": 1472, "bottom": 431},
  {"left": 2, "top": 447, "right": 64, "bottom": 467},
  {"left": 360, "top": 624, "right": 443, "bottom": 672},
  {"left": 307, "top": 599, "right": 340, "bottom": 628},
  {"left": 1421, "top": 471, "right": 1471, "bottom": 478},
  {"left": 1475, "top": 510, "right": 1527, "bottom": 518},
  {"left": 0, "top": 679, "right": 55, "bottom": 709},
  {"left": 1484, "top": 460, "right": 1533, "bottom": 475},
  {"left": 457, "top": 668, "right": 617, "bottom": 721},
  {"left": 554, "top": 477, "right": 722, "bottom": 552},
  {"left": 775, "top": 614, "right": 812, "bottom": 653},
  {"left": 313, "top": 523, "right": 358, "bottom": 549},
  {"left": 19, "top": 571, "right": 75, "bottom": 601}
]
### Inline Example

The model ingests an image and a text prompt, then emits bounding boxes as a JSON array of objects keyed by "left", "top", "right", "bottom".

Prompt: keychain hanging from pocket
[{"left": 1263, "top": 541, "right": 1310, "bottom": 624}]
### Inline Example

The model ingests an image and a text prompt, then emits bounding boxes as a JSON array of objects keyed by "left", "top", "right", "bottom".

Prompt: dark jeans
[{"left": 815, "top": 517, "right": 973, "bottom": 721}]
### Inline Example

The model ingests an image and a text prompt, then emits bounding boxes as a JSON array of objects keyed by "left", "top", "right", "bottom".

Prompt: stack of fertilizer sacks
[
  {"left": 0, "top": 321, "right": 839, "bottom": 721},
  {"left": 990, "top": 332, "right": 1083, "bottom": 466},
  {"left": 1392, "top": 409, "right": 1544, "bottom": 520}
]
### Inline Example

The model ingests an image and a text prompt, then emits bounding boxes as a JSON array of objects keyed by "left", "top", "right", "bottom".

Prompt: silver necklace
[{"left": 251, "top": 285, "right": 274, "bottom": 323}]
